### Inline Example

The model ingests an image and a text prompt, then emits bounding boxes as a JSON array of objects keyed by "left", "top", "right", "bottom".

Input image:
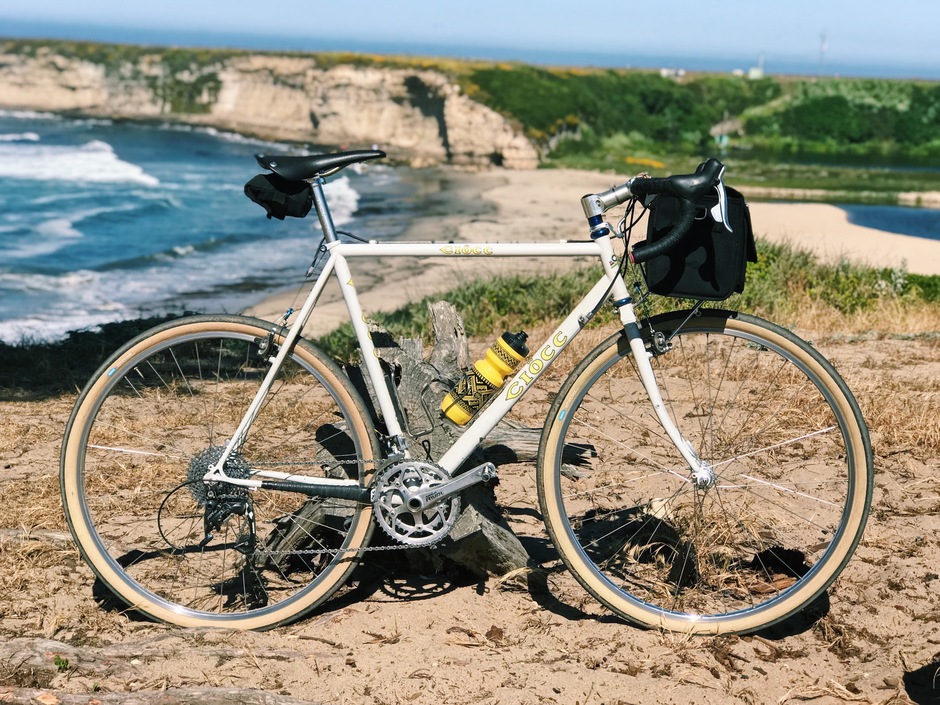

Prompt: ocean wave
[
  {"left": 156, "top": 122, "right": 298, "bottom": 152},
  {"left": 35, "top": 218, "right": 83, "bottom": 239},
  {"left": 0, "top": 302, "right": 141, "bottom": 345},
  {"left": 0, "top": 116, "right": 408, "bottom": 344},
  {"left": 0, "top": 139, "right": 160, "bottom": 186},
  {"left": 0, "top": 109, "right": 59, "bottom": 120},
  {"left": 0, "top": 132, "right": 40, "bottom": 142},
  {"left": 1, "top": 201, "right": 155, "bottom": 260},
  {"left": 0, "top": 269, "right": 101, "bottom": 294},
  {"left": 322, "top": 176, "right": 358, "bottom": 226},
  {"left": 1, "top": 218, "right": 83, "bottom": 259}
]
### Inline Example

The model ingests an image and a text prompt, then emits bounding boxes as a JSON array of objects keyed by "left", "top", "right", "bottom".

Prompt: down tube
[{"left": 437, "top": 274, "right": 614, "bottom": 473}]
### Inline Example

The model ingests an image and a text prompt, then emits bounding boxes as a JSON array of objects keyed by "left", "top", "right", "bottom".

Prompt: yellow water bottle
[{"left": 441, "top": 331, "right": 529, "bottom": 425}]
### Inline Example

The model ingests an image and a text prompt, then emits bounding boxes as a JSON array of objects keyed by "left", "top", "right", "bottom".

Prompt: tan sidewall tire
[{"left": 61, "top": 316, "right": 378, "bottom": 630}]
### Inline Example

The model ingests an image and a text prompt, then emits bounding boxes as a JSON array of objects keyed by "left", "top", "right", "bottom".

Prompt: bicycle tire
[
  {"left": 537, "top": 309, "right": 872, "bottom": 635},
  {"left": 61, "top": 314, "right": 380, "bottom": 630}
]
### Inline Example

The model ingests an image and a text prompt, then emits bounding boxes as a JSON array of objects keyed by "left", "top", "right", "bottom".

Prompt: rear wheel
[
  {"left": 537, "top": 310, "right": 872, "bottom": 635},
  {"left": 61, "top": 315, "right": 379, "bottom": 630}
]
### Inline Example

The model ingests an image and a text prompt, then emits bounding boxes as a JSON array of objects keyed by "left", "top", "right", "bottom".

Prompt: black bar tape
[
  {"left": 630, "top": 199, "right": 697, "bottom": 264},
  {"left": 629, "top": 177, "right": 680, "bottom": 200}
]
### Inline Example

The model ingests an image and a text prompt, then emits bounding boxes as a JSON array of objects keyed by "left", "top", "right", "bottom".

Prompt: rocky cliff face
[{"left": 0, "top": 46, "right": 538, "bottom": 168}]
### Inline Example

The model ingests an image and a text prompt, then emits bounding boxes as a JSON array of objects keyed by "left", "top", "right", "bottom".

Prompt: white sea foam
[
  {"left": 322, "top": 176, "right": 359, "bottom": 226},
  {"left": 157, "top": 122, "right": 297, "bottom": 152},
  {"left": 0, "top": 227, "right": 315, "bottom": 343},
  {"left": 1, "top": 218, "right": 82, "bottom": 259},
  {"left": 0, "top": 139, "right": 160, "bottom": 186},
  {"left": 0, "top": 132, "right": 40, "bottom": 142},
  {"left": 0, "top": 109, "right": 59, "bottom": 120},
  {"left": 35, "top": 218, "right": 83, "bottom": 239}
]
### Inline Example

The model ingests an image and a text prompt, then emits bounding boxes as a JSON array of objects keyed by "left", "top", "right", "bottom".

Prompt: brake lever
[{"left": 709, "top": 165, "right": 733, "bottom": 233}]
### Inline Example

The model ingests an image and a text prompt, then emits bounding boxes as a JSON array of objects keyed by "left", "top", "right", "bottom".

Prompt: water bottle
[{"left": 441, "top": 331, "right": 529, "bottom": 425}]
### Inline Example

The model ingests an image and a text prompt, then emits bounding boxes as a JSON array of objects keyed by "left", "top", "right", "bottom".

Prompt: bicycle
[{"left": 60, "top": 150, "right": 873, "bottom": 635}]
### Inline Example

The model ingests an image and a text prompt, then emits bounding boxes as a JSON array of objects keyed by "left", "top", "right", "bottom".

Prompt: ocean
[
  {"left": 0, "top": 111, "right": 421, "bottom": 344},
  {"left": 1, "top": 111, "right": 938, "bottom": 344}
]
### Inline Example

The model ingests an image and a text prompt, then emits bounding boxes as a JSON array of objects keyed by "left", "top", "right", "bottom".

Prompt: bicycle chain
[
  {"left": 264, "top": 542, "right": 416, "bottom": 556},
  {"left": 263, "top": 528, "right": 449, "bottom": 556}
]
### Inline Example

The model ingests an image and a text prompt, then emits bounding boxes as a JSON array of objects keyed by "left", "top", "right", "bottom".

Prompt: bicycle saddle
[{"left": 256, "top": 149, "right": 386, "bottom": 181}]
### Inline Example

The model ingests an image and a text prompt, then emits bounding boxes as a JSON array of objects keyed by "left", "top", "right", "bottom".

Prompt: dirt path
[{"left": 1, "top": 333, "right": 938, "bottom": 705}]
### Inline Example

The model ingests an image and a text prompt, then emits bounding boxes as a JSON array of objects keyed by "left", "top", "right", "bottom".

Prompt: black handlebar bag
[
  {"left": 642, "top": 186, "right": 756, "bottom": 300},
  {"left": 244, "top": 173, "right": 313, "bottom": 220}
]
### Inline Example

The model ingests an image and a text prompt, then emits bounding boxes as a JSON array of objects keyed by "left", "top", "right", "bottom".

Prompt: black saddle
[{"left": 255, "top": 149, "right": 386, "bottom": 181}]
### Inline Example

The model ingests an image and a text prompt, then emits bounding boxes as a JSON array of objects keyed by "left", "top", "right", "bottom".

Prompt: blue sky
[{"left": 2, "top": 0, "right": 939, "bottom": 78}]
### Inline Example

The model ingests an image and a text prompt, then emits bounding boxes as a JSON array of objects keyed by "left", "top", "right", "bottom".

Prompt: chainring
[{"left": 373, "top": 460, "right": 460, "bottom": 547}]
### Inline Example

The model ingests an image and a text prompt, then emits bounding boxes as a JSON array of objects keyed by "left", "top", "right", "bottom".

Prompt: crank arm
[{"left": 406, "top": 462, "right": 498, "bottom": 512}]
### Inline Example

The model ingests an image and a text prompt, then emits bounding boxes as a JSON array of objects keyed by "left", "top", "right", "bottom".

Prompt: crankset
[{"left": 372, "top": 460, "right": 497, "bottom": 547}]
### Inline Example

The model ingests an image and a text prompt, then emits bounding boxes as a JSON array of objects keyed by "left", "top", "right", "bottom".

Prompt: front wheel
[
  {"left": 61, "top": 315, "right": 380, "bottom": 630},
  {"left": 537, "top": 310, "right": 873, "bottom": 635}
]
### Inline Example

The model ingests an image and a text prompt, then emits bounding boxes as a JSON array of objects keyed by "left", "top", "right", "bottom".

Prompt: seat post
[{"left": 311, "top": 179, "right": 340, "bottom": 243}]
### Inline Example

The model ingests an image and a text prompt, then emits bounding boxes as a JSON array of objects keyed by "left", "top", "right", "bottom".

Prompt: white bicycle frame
[{"left": 206, "top": 178, "right": 706, "bottom": 490}]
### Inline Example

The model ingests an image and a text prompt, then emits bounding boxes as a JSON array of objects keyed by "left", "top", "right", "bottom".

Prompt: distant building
[
  {"left": 659, "top": 67, "right": 686, "bottom": 79},
  {"left": 748, "top": 53, "right": 766, "bottom": 79}
]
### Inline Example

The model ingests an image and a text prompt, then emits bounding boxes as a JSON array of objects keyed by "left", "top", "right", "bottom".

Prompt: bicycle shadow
[
  {"left": 517, "top": 534, "right": 832, "bottom": 638},
  {"left": 89, "top": 517, "right": 831, "bottom": 639},
  {"left": 904, "top": 657, "right": 940, "bottom": 704}
]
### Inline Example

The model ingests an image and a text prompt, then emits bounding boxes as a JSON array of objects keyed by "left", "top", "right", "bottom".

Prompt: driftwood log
[{"left": 345, "top": 301, "right": 542, "bottom": 578}]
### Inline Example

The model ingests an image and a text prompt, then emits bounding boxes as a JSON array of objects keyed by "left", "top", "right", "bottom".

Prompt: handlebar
[{"left": 580, "top": 158, "right": 730, "bottom": 264}]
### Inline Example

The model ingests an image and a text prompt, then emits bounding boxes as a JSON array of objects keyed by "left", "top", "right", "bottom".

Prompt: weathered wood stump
[{"left": 346, "top": 301, "right": 536, "bottom": 577}]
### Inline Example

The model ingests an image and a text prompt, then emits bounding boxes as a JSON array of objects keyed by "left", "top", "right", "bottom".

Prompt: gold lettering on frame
[
  {"left": 439, "top": 245, "right": 494, "bottom": 256},
  {"left": 505, "top": 330, "right": 570, "bottom": 400}
]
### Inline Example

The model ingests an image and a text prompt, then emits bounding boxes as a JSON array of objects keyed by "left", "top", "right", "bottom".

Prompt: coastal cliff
[{"left": 0, "top": 42, "right": 539, "bottom": 168}]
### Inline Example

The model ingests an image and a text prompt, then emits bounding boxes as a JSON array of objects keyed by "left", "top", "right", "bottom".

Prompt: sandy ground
[{"left": 2, "top": 166, "right": 939, "bottom": 705}]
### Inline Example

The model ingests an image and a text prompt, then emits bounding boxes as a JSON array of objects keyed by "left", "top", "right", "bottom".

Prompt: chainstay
[{"left": 264, "top": 535, "right": 446, "bottom": 556}]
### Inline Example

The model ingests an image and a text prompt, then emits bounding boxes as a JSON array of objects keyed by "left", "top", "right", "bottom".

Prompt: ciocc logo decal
[
  {"left": 439, "top": 245, "right": 494, "bottom": 255},
  {"left": 506, "top": 331, "right": 569, "bottom": 400}
]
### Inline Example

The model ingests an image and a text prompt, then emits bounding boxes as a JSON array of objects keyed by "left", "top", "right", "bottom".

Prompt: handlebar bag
[
  {"left": 244, "top": 173, "right": 314, "bottom": 220},
  {"left": 642, "top": 186, "right": 756, "bottom": 300}
]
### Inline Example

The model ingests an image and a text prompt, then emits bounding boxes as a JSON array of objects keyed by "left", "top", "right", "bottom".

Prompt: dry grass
[{"left": 764, "top": 293, "right": 940, "bottom": 340}]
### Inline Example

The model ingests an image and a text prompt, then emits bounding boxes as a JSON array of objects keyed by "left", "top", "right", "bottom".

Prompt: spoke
[
  {"left": 562, "top": 467, "right": 690, "bottom": 503},
  {"left": 570, "top": 396, "right": 674, "bottom": 472},
  {"left": 710, "top": 426, "right": 838, "bottom": 471},
  {"left": 88, "top": 444, "right": 187, "bottom": 460},
  {"left": 735, "top": 474, "right": 843, "bottom": 508}
]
